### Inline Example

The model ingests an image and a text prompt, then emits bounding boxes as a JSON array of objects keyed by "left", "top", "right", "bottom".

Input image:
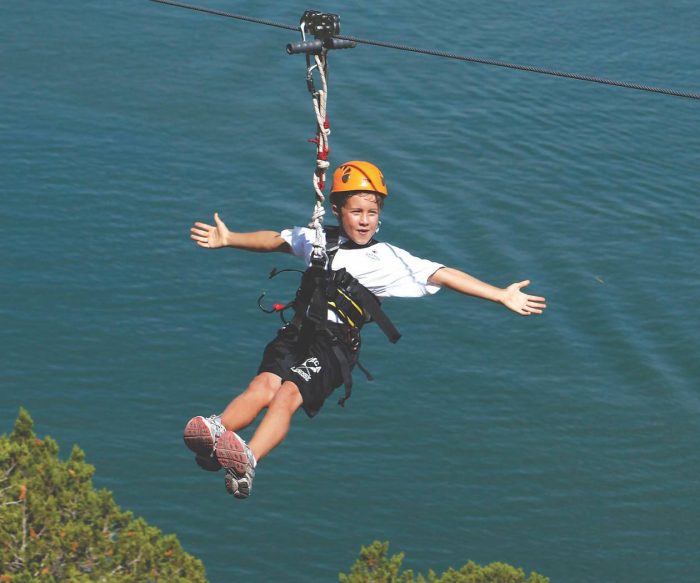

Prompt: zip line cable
[
  {"left": 335, "top": 33, "right": 700, "bottom": 101},
  {"left": 147, "top": 0, "right": 700, "bottom": 100},
  {"left": 148, "top": 0, "right": 299, "bottom": 31}
]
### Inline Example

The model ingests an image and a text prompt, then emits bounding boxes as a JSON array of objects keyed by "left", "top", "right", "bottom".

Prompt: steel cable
[
  {"left": 147, "top": 0, "right": 700, "bottom": 101},
  {"left": 147, "top": 0, "right": 299, "bottom": 32},
  {"left": 336, "top": 34, "right": 700, "bottom": 100}
]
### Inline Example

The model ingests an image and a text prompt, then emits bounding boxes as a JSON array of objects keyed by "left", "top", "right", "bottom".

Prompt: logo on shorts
[{"left": 291, "top": 357, "right": 322, "bottom": 382}]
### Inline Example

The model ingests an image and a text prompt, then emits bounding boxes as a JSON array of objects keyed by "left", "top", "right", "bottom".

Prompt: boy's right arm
[{"left": 190, "top": 212, "right": 291, "bottom": 253}]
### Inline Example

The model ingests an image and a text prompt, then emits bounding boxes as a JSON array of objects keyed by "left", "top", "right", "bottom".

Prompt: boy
[{"left": 185, "top": 160, "right": 546, "bottom": 499}]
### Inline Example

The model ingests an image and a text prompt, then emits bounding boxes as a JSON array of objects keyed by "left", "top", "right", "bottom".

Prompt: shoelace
[{"left": 207, "top": 415, "right": 226, "bottom": 446}]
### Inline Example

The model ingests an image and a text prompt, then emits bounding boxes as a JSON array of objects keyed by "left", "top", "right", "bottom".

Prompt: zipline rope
[{"left": 147, "top": 0, "right": 700, "bottom": 101}]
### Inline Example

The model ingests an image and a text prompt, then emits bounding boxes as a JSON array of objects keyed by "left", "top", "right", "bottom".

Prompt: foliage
[
  {"left": 339, "top": 541, "right": 550, "bottom": 583},
  {"left": 0, "top": 408, "right": 207, "bottom": 582}
]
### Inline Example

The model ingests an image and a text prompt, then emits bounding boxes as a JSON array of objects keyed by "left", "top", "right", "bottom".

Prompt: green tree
[
  {"left": 0, "top": 408, "right": 207, "bottom": 582},
  {"left": 339, "top": 541, "right": 550, "bottom": 583}
]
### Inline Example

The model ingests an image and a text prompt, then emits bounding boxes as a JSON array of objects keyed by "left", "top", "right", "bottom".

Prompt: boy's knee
[
  {"left": 246, "top": 372, "right": 283, "bottom": 405},
  {"left": 269, "top": 382, "right": 303, "bottom": 412}
]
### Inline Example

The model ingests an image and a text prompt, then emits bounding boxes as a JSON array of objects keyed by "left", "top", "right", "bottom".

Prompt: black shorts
[{"left": 257, "top": 323, "right": 357, "bottom": 417}]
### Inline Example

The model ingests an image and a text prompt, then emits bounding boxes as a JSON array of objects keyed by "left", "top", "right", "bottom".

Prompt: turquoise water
[{"left": 2, "top": 1, "right": 699, "bottom": 581}]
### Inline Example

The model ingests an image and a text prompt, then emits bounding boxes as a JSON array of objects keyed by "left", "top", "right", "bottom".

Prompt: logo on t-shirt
[{"left": 366, "top": 249, "right": 380, "bottom": 261}]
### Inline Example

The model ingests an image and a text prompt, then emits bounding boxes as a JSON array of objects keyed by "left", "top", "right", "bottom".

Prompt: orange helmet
[{"left": 331, "top": 161, "right": 388, "bottom": 197}]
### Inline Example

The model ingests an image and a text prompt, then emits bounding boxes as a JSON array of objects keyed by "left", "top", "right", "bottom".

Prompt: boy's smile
[{"left": 334, "top": 193, "right": 381, "bottom": 246}]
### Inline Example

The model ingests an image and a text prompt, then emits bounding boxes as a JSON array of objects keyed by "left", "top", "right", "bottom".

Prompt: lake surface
[{"left": 2, "top": 1, "right": 699, "bottom": 581}]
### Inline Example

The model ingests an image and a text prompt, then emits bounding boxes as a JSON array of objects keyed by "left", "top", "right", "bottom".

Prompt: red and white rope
[{"left": 308, "top": 53, "right": 330, "bottom": 261}]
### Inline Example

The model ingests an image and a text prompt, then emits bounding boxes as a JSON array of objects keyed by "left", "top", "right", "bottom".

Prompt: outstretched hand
[
  {"left": 501, "top": 280, "right": 547, "bottom": 316},
  {"left": 190, "top": 212, "right": 230, "bottom": 249}
]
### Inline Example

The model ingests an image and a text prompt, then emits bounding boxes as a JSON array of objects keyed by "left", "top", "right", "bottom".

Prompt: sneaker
[
  {"left": 194, "top": 453, "right": 223, "bottom": 472},
  {"left": 183, "top": 415, "right": 226, "bottom": 471},
  {"left": 216, "top": 430, "right": 256, "bottom": 499}
]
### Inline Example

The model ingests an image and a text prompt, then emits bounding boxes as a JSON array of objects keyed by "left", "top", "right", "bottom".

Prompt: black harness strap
[
  {"left": 324, "top": 226, "right": 401, "bottom": 343},
  {"left": 332, "top": 343, "right": 354, "bottom": 407},
  {"left": 334, "top": 272, "right": 401, "bottom": 343}
]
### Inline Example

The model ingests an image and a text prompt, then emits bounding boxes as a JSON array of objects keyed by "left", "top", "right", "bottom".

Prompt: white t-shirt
[{"left": 280, "top": 226, "right": 444, "bottom": 299}]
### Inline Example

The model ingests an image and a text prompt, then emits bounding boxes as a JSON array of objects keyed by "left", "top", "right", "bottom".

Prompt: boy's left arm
[{"left": 428, "top": 267, "right": 547, "bottom": 316}]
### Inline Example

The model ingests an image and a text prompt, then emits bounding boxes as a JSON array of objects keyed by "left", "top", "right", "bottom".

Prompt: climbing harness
[
  {"left": 289, "top": 225, "right": 401, "bottom": 406},
  {"left": 258, "top": 229, "right": 399, "bottom": 334},
  {"left": 301, "top": 226, "right": 399, "bottom": 406},
  {"left": 289, "top": 226, "right": 401, "bottom": 344},
  {"left": 258, "top": 228, "right": 402, "bottom": 406}
]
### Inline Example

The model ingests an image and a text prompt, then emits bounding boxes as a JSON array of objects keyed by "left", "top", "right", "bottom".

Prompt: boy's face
[{"left": 333, "top": 193, "right": 382, "bottom": 246}]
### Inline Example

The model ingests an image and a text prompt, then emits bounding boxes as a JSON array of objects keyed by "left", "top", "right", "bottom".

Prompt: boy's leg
[
  {"left": 183, "top": 372, "right": 283, "bottom": 470},
  {"left": 249, "top": 380, "right": 304, "bottom": 461},
  {"left": 215, "top": 381, "right": 303, "bottom": 499},
  {"left": 220, "top": 372, "right": 284, "bottom": 431},
  {"left": 216, "top": 381, "right": 303, "bottom": 465}
]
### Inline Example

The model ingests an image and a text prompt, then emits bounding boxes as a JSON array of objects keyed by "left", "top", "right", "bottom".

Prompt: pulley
[{"left": 286, "top": 11, "right": 356, "bottom": 55}]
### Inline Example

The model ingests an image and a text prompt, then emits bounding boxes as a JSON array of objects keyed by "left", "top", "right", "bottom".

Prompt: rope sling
[
  {"left": 304, "top": 47, "right": 330, "bottom": 265},
  {"left": 290, "top": 12, "right": 358, "bottom": 266}
]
